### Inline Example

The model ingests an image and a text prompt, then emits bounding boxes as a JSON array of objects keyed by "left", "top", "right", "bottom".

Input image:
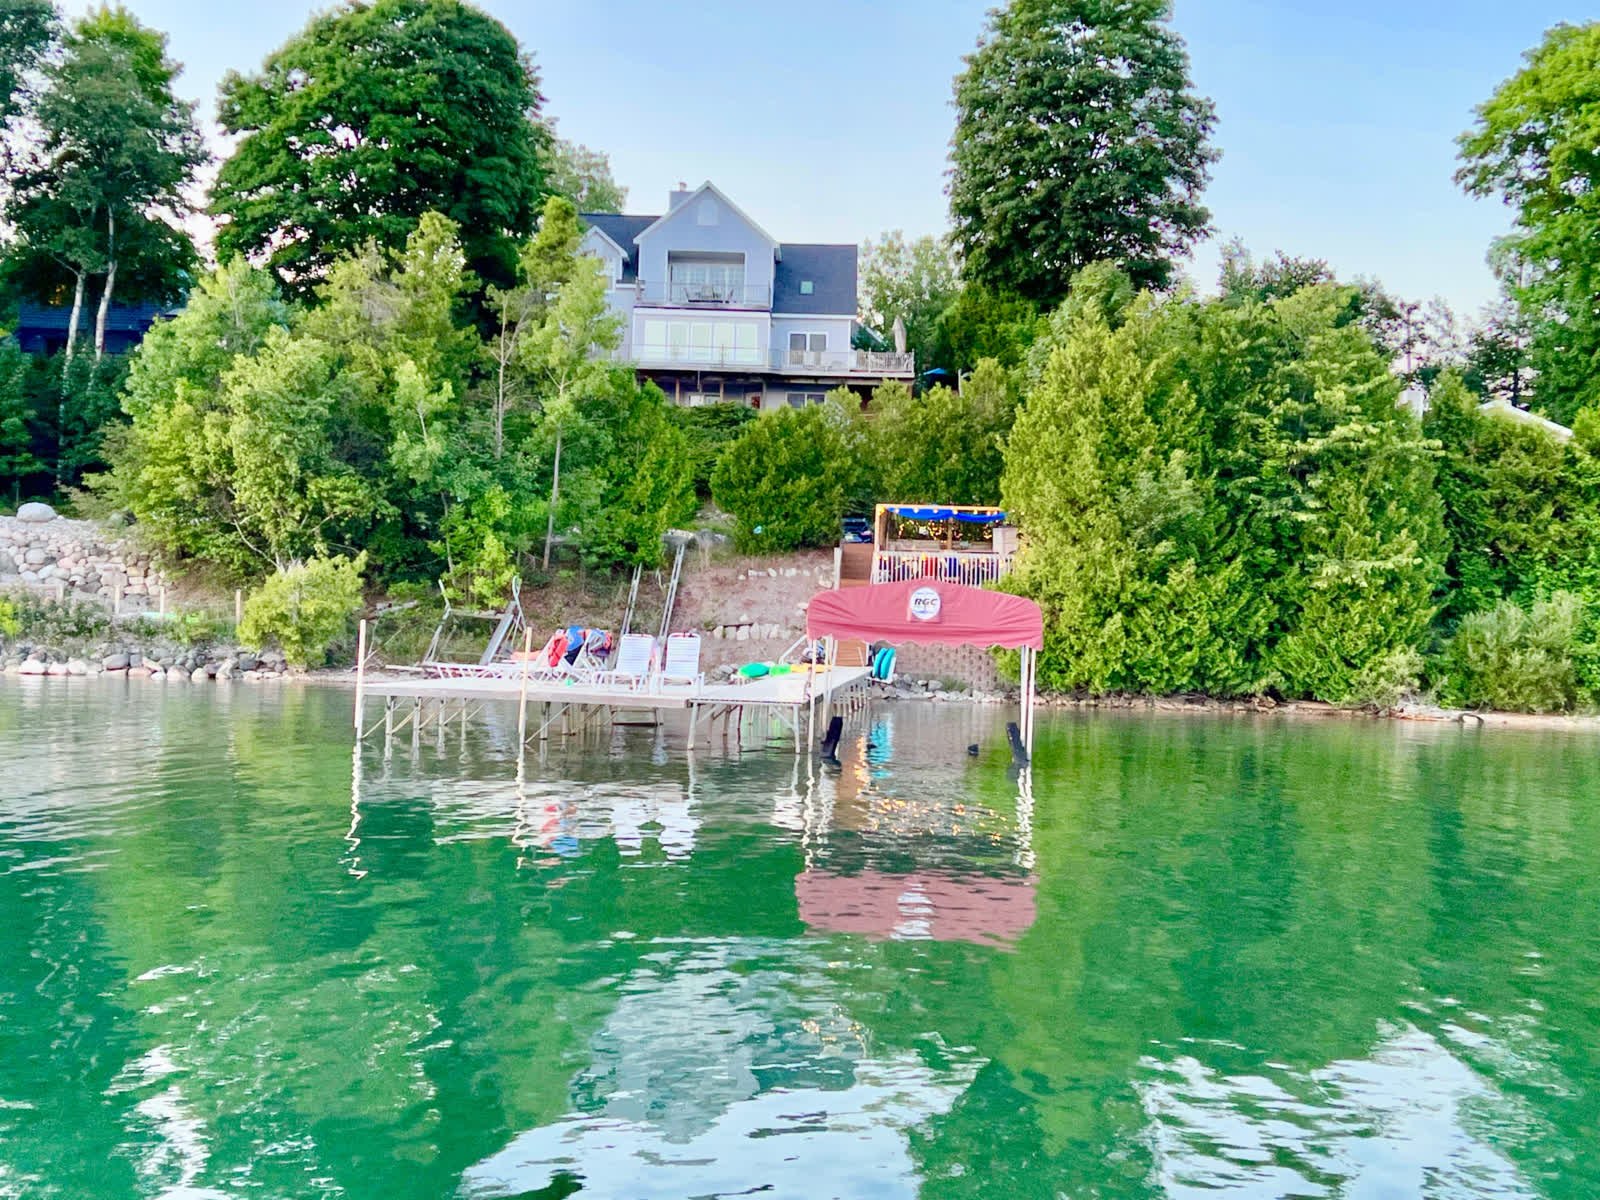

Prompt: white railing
[
  {"left": 872, "top": 550, "right": 1015, "bottom": 587},
  {"left": 774, "top": 349, "right": 915, "bottom": 376},
  {"left": 637, "top": 281, "right": 772, "bottom": 309},
  {"left": 632, "top": 344, "right": 765, "bottom": 369}
]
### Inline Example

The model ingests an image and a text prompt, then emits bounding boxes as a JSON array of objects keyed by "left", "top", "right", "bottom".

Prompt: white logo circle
[{"left": 909, "top": 587, "right": 942, "bottom": 621}]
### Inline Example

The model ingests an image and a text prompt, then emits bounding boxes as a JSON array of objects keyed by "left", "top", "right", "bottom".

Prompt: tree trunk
[
  {"left": 494, "top": 336, "right": 507, "bottom": 460},
  {"left": 542, "top": 427, "right": 563, "bottom": 569},
  {"left": 93, "top": 210, "right": 117, "bottom": 361},
  {"left": 63, "top": 271, "right": 86, "bottom": 365}
]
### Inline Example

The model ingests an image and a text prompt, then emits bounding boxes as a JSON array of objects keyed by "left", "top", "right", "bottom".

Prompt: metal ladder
[
  {"left": 478, "top": 578, "right": 525, "bottom": 665},
  {"left": 657, "top": 541, "right": 687, "bottom": 641},
  {"left": 620, "top": 564, "right": 643, "bottom": 638}
]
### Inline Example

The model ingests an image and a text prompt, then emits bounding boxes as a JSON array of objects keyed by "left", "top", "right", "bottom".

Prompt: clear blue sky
[{"left": 68, "top": 0, "right": 1594, "bottom": 314}]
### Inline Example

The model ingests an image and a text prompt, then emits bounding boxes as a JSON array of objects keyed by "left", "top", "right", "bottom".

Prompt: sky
[{"left": 64, "top": 0, "right": 1596, "bottom": 315}]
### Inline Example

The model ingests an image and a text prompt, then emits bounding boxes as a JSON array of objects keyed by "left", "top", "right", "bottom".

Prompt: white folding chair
[
  {"left": 660, "top": 632, "right": 704, "bottom": 693},
  {"left": 599, "top": 634, "right": 656, "bottom": 691}
]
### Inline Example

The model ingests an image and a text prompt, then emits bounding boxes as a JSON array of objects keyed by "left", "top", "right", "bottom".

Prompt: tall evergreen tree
[
  {"left": 949, "top": 0, "right": 1217, "bottom": 306},
  {"left": 212, "top": 0, "right": 549, "bottom": 301}
]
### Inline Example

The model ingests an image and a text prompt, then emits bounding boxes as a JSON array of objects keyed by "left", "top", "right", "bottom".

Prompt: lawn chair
[
  {"left": 598, "top": 633, "right": 657, "bottom": 691},
  {"left": 660, "top": 632, "right": 704, "bottom": 693},
  {"left": 565, "top": 628, "right": 613, "bottom": 683}
]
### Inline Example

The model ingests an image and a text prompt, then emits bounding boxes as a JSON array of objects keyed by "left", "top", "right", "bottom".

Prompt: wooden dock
[{"left": 352, "top": 664, "right": 872, "bottom": 755}]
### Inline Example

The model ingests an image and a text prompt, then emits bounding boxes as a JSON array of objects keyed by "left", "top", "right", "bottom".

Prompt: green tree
[
  {"left": 711, "top": 405, "right": 850, "bottom": 552},
  {"left": 857, "top": 231, "right": 959, "bottom": 370},
  {"left": 929, "top": 284, "right": 1040, "bottom": 375},
  {"left": 871, "top": 358, "right": 1012, "bottom": 505},
  {"left": 0, "top": 0, "right": 52, "bottom": 132},
  {"left": 1457, "top": 21, "right": 1600, "bottom": 424},
  {"left": 0, "top": 341, "right": 41, "bottom": 490},
  {"left": 239, "top": 553, "right": 367, "bottom": 668},
  {"left": 212, "top": 0, "right": 548, "bottom": 300},
  {"left": 104, "top": 258, "right": 293, "bottom": 562},
  {"left": 949, "top": 0, "right": 1217, "bottom": 306},
  {"left": 516, "top": 197, "right": 623, "bottom": 567},
  {"left": 1003, "top": 277, "right": 1444, "bottom": 701},
  {"left": 5, "top": 7, "right": 203, "bottom": 361},
  {"left": 544, "top": 135, "right": 627, "bottom": 213},
  {"left": 579, "top": 382, "right": 695, "bottom": 567}
]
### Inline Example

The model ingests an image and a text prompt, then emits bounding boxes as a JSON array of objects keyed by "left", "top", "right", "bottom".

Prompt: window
[
  {"left": 669, "top": 257, "right": 744, "bottom": 302},
  {"left": 787, "top": 391, "right": 826, "bottom": 408},
  {"left": 799, "top": 280, "right": 814, "bottom": 295},
  {"left": 787, "top": 331, "right": 827, "bottom": 365}
]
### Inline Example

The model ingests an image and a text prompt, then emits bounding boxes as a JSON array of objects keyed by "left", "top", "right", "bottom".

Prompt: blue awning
[{"left": 885, "top": 506, "right": 1007, "bottom": 524}]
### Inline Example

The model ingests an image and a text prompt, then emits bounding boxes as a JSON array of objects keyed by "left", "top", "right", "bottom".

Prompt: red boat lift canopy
[{"left": 806, "top": 579, "right": 1044, "bottom": 757}]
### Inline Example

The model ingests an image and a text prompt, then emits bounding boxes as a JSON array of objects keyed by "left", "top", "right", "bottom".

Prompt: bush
[
  {"left": 0, "top": 591, "right": 112, "bottom": 648},
  {"left": 1434, "top": 592, "right": 1586, "bottom": 712},
  {"left": 710, "top": 405, "right": 849, "bottom": 552},
  {"left": 238, "top": 554, "right": 366, "bottom": 669},
  {"left": 669, "top": 403, "right": 757, "bottom": 497}
]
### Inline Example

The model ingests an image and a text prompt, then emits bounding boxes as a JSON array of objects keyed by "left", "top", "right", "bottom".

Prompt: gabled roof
[
  {"left": 579, "top": 213, "right": 656, "bottom": 282},
  {"left": 631, "top": 181, "right": 781, "bottom": 251},
  {"left": 774, "top": 243, "right": 856, "bottom": 315}
]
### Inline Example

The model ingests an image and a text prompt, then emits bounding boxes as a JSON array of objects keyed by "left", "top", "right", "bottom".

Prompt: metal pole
[
  {"left": 354, "top": 618, "right": 368, "bottom": 732},
  {"left": 516, "top": 626, "right": 534, "bottom": 747}
]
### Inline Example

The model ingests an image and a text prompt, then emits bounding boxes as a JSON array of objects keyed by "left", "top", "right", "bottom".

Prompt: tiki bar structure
[{"left": 869, "top": 504, "right": 1018, "bottom": 587}]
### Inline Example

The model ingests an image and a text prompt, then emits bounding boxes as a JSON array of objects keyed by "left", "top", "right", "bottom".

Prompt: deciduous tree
[
  {"left": 949, "top": 0, "right": 1217, "bottom": 306},
  {"left": 212, "top": 0, "right": 548, "bottom": 301}
]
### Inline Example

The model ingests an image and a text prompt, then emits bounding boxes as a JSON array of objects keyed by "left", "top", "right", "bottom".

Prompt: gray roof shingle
[
  {"left": 581, "top": 213, "right": 858, "bottom": 315},
  {"left": 774, "top": 243, "right": 856, "bottom": 315}
]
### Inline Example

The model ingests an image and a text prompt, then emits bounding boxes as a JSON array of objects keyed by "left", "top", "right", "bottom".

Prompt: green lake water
[{"left": 2, "top": 681, "right": 1597, "bottom": 1198}]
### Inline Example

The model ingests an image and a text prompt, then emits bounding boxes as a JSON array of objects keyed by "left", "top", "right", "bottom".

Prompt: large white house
[{"left": 580, "top": 182, "right": 914, "bottom": 410}]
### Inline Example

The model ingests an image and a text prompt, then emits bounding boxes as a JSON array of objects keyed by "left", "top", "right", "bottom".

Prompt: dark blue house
[{"left": 12, "top": 300, "right": 174, "bottom": 356}]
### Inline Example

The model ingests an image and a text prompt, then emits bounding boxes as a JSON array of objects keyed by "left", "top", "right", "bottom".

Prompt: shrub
[
  {"left": 1, "top": 591, "right": 112, "bottom": 648},
  {"left": 1434, "top": 592, "right": 1586, "bottom": 712},
  {"left": 710, "top": 405, "right": 849, "bottom": 552},
  {"left": 669, "top": 402, "right": 757, "bottom": 497},
  {"left": 1344, "top": 648, "right": 1424, "bottom": 710},
  {"left": 0, "top": 597, "right": 19, "bottom": 639},
  {"left": 239, "top": 553, "right": 366, "bottom": 669}
]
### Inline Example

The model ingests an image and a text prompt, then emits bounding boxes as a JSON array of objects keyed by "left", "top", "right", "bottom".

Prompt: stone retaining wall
[{"left": 0, "top": 505, "right": 166, "bottom": 609}]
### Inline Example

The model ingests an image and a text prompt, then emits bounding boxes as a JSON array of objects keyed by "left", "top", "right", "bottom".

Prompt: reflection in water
[
  {"left": 3, "top": 683, "right": 1600, "bottom": 1198},
  {"left": 1139, "top": 1025, "right": 1537, "bottom": 1197}
]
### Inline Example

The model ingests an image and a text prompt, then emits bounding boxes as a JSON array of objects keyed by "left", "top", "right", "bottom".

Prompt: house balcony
[
  {"left": 772, "top": 348, "right": 915, "bottom": 377},
  {"left": 635, "top": 281, "right": 773, "bottom": 309},
  {"left": 624, "top": 346, "right": 917, "bottom": 376}
]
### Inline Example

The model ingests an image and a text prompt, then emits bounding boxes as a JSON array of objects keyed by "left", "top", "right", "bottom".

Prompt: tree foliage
[
  {"left": 1003, "top": 268, "right": 1444, "bottom": 700},
  {"left": 239, "top": 553, "right": 367, "bottom": 668},
  {"left": 870, "top": 359, "right": 1012, "bottom": 505},
  {"left": 711, "top": 405, "right": 850, "bottom": 552},
  {"left": 211, "top": 0, "right": 548, "bottom": 300},
  {"left": 4, "top": 7, "right": 203, "bottom": 358},
  {"left": 949, "top": 0, "right": 1217, "bottom": 306},
  {"left": 544, "top": 136, "right": 627, "bottom": 213},
  {"left": 1457, "top": 21, "right": 1600, "bottom": 424},
  {"left": 857, "top": 231, "right": 959, "bottom": 369}
]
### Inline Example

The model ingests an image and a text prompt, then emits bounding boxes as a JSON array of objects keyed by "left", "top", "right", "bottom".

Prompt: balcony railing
[
  {"left": 872, "top": 549, "right": 1015, "bottom": 588},
  {"left": 632, "top": 344, "right": 765, "bottom": 369},
  {"left": 636, "top": 281, "right": 772, "bottom": 309},
  {"left": 774, "top": 349, "right": 916, "bottom": 376}
]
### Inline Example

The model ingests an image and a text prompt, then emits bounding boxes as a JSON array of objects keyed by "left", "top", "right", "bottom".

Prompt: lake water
[{"left": 1, "top": 681, "right": 1597, "bottom": 1198}]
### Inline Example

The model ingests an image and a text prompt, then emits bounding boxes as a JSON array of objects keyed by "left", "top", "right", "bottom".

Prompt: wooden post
[
  {"left": 354, "top": 619, "right": 368, "bottom": 733},
  {"left": 235, "top": 588, "right": 243, "bottom": 626},
  {"left": 158, "top": 587, "right": 167, "bottom": 617},
  {"left": 832, "top": 545, "right": 842, "bottom": 590}
]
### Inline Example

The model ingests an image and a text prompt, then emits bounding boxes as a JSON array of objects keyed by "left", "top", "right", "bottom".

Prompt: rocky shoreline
[{"left": 4, "top": 641, "right": 293, "bottom": 681}]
